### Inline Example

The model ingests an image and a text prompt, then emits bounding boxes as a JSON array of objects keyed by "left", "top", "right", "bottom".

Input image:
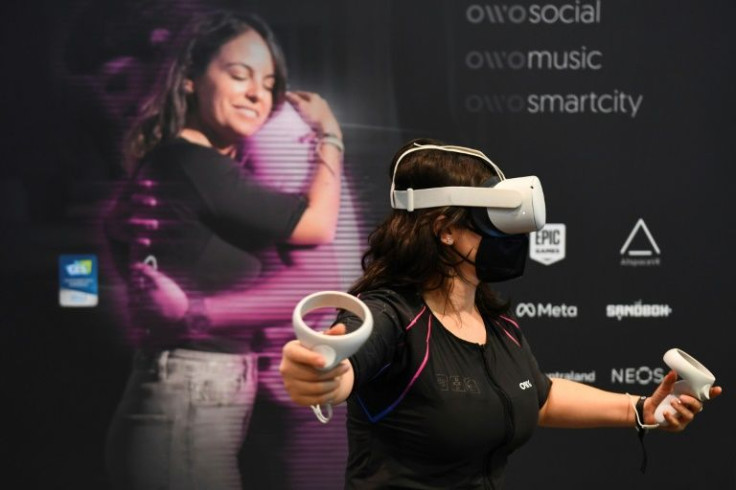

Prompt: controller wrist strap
[
  {"left": 311, "top": 403, "right": 333, "bottom": 424},
  {"left": 627, "top": 394, "right": 659, "bottom": 473}
]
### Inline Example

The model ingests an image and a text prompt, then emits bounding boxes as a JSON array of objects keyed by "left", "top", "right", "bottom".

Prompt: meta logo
[
  {"left": 66, "top": 260, "right": 93, "bottom": 276},
  {"left": 516, "top": 302, "right": 578, "bottom": 318},
  {"left": 466, "top": 1, "right": 602, "bottom": 25},
  {"left": 611, "top": 367, "right": 666, "bottom": 386},
  {"left": 530, "top": 223, "right": 566, "bottom": 265},
  {"left": 519, "top": 380, "right": 533, "bottom": 390},
  {"left": 620, "top": 218, "right": 661, "bottom": 266}
]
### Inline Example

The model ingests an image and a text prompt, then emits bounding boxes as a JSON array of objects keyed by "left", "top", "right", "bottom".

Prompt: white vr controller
[
  {"left": 292, "top": 291, "right": 373, "bottom": 371},
  {"left": 654, "top": 348, "right": 716, "bottom": 425},
  {"left": 292, "top": 291, "right": 373, "bottom": 424}
]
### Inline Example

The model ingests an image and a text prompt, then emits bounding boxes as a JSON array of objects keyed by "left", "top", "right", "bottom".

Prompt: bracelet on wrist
[
  {"left": 634, "top": 396, "right": 647, "bottom": 432},
  {"left": 626, "top": 393, "right": 659, "bottom": 474},
  {"left": 318, "top": 132, "right": 344, "bottom": 153},
  {"left": 320, "top": 131, "right": 342, "bottom": 140},
  {"left": 627, "top": 394, "right": 659, "bottom": 431},
  {"left": 319, "top": 136, "right": 344, "bottom": 153}
]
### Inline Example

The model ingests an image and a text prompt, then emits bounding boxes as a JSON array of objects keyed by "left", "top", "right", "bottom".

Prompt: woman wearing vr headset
[
  {"left": 279, "top": 138, "right": 721, "bottom": 489},
  {"left": 104, "top": 10, "right": 343, "bottom": 489}
]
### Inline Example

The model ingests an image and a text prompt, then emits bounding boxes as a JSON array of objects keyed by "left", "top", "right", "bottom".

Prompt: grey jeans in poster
[{"left": 105, "top": 349, "right": 257, "bottom": 490}]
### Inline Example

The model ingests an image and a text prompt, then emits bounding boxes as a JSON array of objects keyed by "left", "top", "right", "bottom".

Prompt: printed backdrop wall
[{"left": 3, "top": 0, "right": 734, "bottom": 489}]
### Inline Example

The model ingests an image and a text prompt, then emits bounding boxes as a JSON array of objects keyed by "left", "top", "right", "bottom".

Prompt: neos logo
[
  {"left": 516, "top": 302, "right": 578, "bottom": 318},
  {"left": 611, "top": 367, "right": 666, "bottom": 386},
  {"left": 519, "top": 380, "right": 533, "bottom": 390}
]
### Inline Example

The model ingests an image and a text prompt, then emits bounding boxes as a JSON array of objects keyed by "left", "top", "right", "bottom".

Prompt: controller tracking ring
[{"left": 292, "top": 291, "right": 373, "bottom": 423}]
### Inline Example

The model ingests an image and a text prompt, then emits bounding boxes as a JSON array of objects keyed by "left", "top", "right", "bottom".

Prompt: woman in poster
[{"left": 104, "top": 10, "right": 344, "bottom": 489}]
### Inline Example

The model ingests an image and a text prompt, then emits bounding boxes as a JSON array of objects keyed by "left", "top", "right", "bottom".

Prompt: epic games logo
[{"left": 530, "top": 223, "right": 566, "bottom": 265}]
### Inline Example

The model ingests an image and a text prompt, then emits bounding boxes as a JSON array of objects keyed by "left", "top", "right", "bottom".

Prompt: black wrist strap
[{"left": 634, "top": 395, "right": 648, "bottom": 473}]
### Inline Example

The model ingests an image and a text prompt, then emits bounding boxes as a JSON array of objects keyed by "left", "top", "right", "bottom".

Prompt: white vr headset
[{"left": 390, "top": 143, "right": 546, "bottom": 235}]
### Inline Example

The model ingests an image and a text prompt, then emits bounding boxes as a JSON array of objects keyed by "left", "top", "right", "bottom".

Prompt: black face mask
[
  {"left": 474, "top": 233, "right": 529, "bottom": 282},
  {"left": 452, "top": 233, "right": 529, "bottom": 283}
]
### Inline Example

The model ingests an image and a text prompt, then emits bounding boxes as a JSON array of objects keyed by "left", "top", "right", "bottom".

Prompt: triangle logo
[{"left": 620, "top": 219, "right": 661, "bottom": 266}]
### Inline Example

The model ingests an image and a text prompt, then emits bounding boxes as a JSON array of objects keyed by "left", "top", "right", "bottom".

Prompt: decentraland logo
[
  {"left": 530, "top": 223, "right": 566, "bottom": 265},
  {"left": 546, "top": 370, "right": 596, "bottom": 383},
  {"left": 620, "top": 218, "right": 661, "bottom": 266}
]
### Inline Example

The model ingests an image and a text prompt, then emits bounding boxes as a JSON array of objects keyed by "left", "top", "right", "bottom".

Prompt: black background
[{"left": 2, "top": 0, "right": 734, "bottom": 488}]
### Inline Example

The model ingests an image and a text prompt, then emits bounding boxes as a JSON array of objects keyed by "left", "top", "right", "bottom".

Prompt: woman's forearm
[
  {"left": 288, "top": 142, "right": 343, "bottom": 245},
  {"left": 539, "top": 378, "right": 638, "bottom": 429}
]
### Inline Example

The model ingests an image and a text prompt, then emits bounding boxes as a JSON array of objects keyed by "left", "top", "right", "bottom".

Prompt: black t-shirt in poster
[{"left": 106, "top": 138, "right": 307, "bottom": 348}]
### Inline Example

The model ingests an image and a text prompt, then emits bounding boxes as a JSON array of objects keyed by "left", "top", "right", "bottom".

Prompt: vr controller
[
  {"left": 292, "top": 291, "right": 373, "bottom": 424},
  {"left": 292, "top": 291, "right": 373, "bottom": 371},
  {"left": 654, "top": 348, "right": 716, "bottom": 425}
]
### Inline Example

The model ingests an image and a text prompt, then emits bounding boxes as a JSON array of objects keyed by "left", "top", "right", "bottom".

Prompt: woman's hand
[
  {"left": 644, "top": 370, "right": 723, "bottom": 432},
  {"left": 129, "top": 262, "right": 189, "bottom": 323},
  {"left": 285, "top": 91, "right": 342, "bottom": 138},
  {"left": 279, "top": 324, "right": 351, "bottom": 406}
]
